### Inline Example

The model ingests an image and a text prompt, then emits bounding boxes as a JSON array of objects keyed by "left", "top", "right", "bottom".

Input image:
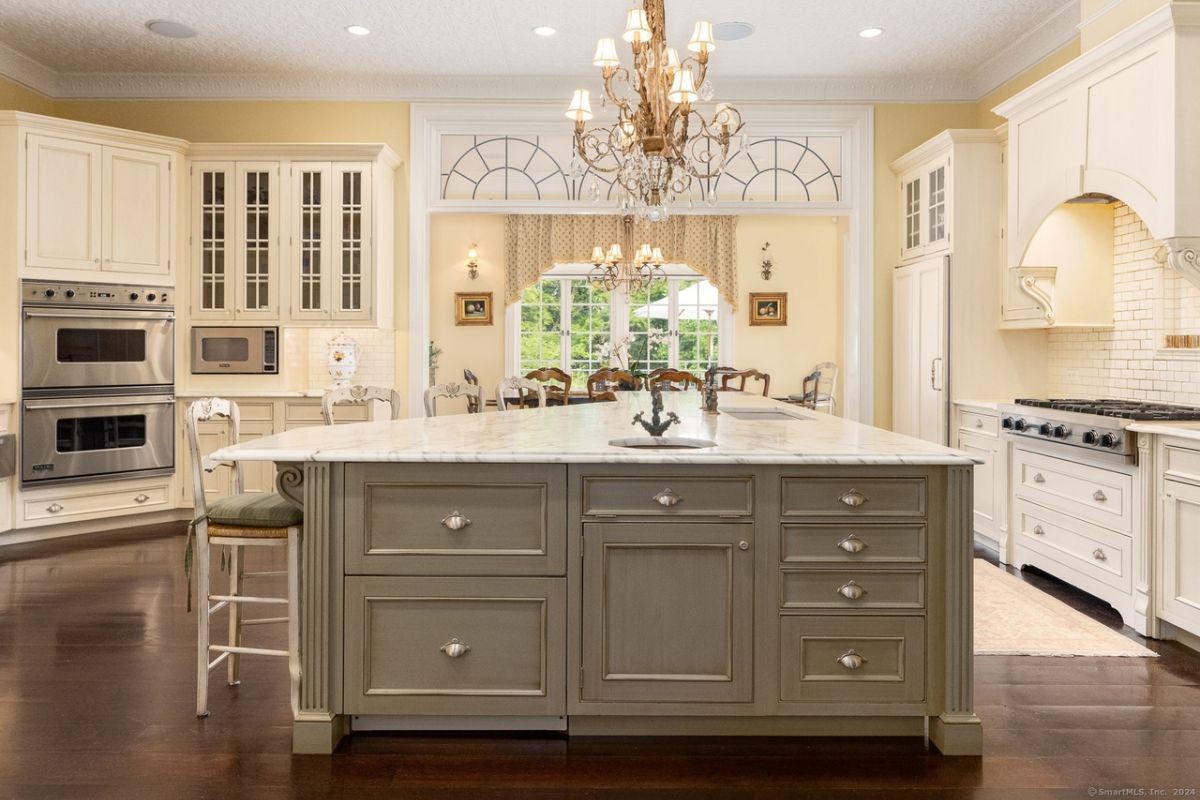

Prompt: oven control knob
[
  {"left": 1100, "top": 433, "right": 1119, "bottom": 448},
  {"left": 146, "top": 293, "right": 157, "bottom": 302},
  {"left": 1082, "top": 430, "right": 1098, "bottom": 445},
  {"left": 64, "top": 289, "right": 75, "bottom": 299},
  {"left": 43, "top": 289, "right": 55, "bottom": 298},
  {"left": 129, "top": 292, "right": 139, "bottom": 301},
  {"left": 1013, "top": 418, "right": 1028, "bottom": 432},
  {"left": 1053, "top": 425, "right": 1070, "bottom": 439},
  {"left": 1037, "top": 423, "right": 1053, "bottom": 437},
  {"left": 1001, "top": 417, "right": 1014, "bottom": 429}
]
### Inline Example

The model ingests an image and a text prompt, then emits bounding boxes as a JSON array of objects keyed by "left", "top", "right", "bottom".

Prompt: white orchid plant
[{"left": 598, "top": 330, "right": 668, "bottom": 371}]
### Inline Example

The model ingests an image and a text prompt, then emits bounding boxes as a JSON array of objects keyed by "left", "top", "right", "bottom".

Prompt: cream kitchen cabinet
[
  {"left": 186, "top": 145, "right": 398, "bottom": 327},
  {"left": 892, "top": 255, "right": 947, "bottom": 445},
  {"left": 23, "top": 126, "right": 180, "bottom": 280},
  {"left": 1155, "top": 436, "right": 1200, "bottom": 640},
  {"left": 954, "top": 402, "right": 1007, "bottom": 560},
  {"left": 898, "top": 153, "right": 950, "bottom": 261}
]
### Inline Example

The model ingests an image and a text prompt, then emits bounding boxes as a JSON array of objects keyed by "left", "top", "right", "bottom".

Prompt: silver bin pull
[
  {"left": 440, "top": 638, "right": 471, "bottom": 658},
  {"left": 837, "top": 650, "right": 866, "bottom": 670},
  {"left": 653, "top": 489, "right": 682, "bottom": 507},
  {"left": 441, "top": 511, "right": 472, "bottom": 531}
]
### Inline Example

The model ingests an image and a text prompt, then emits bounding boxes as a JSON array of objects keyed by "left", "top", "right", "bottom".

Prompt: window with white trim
[{"left": 515, "top": 266, "right": 727, "bottom": 385}]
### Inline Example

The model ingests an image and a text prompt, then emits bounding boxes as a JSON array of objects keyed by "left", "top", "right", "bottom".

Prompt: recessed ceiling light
[
  {"left": 858, "top": 27, "right": 884, "bottom": 39},
  {"left": 532, "top": 25, "right": 557, "bottom": 37},
  {"left": 146, "top": 19, "right": 197, "bottom": 39},
  {"left": 713, "top": 21, "right": 755, "bottom": 42},
  {"left": 346, "top": 25, "right": 371, "bottom": 36}
]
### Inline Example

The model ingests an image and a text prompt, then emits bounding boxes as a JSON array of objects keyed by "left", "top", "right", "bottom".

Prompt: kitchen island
[{"left": 213, "top": 392, "right": 982, "bottom": 755}]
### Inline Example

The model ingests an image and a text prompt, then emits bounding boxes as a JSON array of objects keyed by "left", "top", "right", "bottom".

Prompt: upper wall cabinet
[
  {"left": 186, "top": 145, "right": 397, "bottom": 327},
  {"left": 897, "top": 153, "right": 951, "bottom": 261},
  {"left": 23, "top": 128, "right": 179, "bottom": 281}
]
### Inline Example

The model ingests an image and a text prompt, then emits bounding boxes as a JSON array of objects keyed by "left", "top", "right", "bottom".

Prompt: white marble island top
[{"left": 213, "top": 392, "right": 977, "bottom": 466}]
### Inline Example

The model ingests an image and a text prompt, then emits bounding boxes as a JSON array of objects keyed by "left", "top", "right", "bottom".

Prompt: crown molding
[
  {"left": 967, "top": 0, "right": 1079, "bottom": 97},
  {"left": 889, "top": 128, "right": 1002, "bottom": 174},
  {"left": 0, "top": 41, "right": 58, "bottom": 97}
]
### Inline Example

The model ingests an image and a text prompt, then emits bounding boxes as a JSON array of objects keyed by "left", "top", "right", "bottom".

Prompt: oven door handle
[
  {"left": 23, "top": 309, "right": 175, "bottom": 322},
  {"left": 23, "top": 397, "right": 176, "bottom": 412}
]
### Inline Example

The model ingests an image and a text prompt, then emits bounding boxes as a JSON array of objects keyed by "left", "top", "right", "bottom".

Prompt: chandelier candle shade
[
  {"left": 590, "top": 216, "right": 666, "bottom": 292},
  {"left": 566, "top": 0, "right": 746, "bottom": 222}
]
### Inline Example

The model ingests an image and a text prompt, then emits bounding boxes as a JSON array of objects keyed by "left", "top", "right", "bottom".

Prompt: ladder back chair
[
  {"left": 717, "top": 367, "right": 772, "bottom": 397},
  {"left": 186, "top": 397, "right": 301, "bottom": 718},
  {"left": 424, "top": 382, "right": 485, "bottom": 417},
  {"left": 321, "top": 384, "right": 402, "bottom": 425},
  {"left": 586, "top": 368, "right": 641, "bottom": 401},
  {"left": 524, "top": 367, "right": 572, "bottom": 406},
  {"left": 646, "top": 368, "right": 703, "bottom": 391},
  {"left": 496, "top": 376, "right": 549, "bottom": 411}
]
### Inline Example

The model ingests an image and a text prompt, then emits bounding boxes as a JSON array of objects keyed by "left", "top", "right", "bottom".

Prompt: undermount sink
[
  {"left": 608, "top": 436, "right": 718, "bottom": 450},
  {"left": 722, "top": 410, "right": 811, "bottom": 421}
]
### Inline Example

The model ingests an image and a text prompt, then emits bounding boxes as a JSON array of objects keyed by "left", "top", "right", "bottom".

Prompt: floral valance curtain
[{"left": 504, "top": 214, "right": 739, "bottom": 309}]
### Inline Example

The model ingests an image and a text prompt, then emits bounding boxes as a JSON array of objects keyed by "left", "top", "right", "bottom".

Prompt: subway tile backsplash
[{"left": 304, "top": 328, "right": 397, "bottom": 390}]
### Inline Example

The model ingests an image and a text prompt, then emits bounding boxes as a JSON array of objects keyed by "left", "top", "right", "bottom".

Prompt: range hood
[{"left": 995, "top": 2, "right": 1200, "bottom": 290}]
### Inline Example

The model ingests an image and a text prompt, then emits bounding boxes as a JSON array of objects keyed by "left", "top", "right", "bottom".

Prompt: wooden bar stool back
[
  {"left": 186, "top": 397, "right": 302, "bottom": 719},
  {"left": 716, "top": 367, "right": 772, "bottom": 397},
  {"left": 586, "top": 368, "right": 641, "bottom": 401},
  {"left": 524, "top": 367, "right": 572, "bottom": 406},
  {"left": 647, "top": 368, "right": 703, "bottom": 391}
]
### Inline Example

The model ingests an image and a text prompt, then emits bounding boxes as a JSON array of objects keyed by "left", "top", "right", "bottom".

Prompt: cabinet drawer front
[
  {"left": 1014, "top": 499, "right": 1131, "bottom": 592},
  {"left": 779, "top": 616, "right": 925, "bottom": 703},
  {"left": 1163, "top": 443, "right": 1200, "bottom": 485},
  {"left": 582, "top": 475, "right": 753, "bottom": 517},
  {"left": 23, "top": 482, "right": 170, "bottom": 523},
  {"left": 235, "top": 401, "right": 275, "bottom": 422},
  {"left": 781, "top": 523, "right": 926, "bottom": 563},
  {"left": 345, "top": 464, "right": 566, "bottom": 576},
  {"left": 1013, "top": 448, "right": 1132, "bottom": 533},
  {"left": 344, "top": 577, "right": 565, "bottom": 716},
  {"left": 285, "top": 401, "right": 368, "bottom": 424},
  {"left": 781, "top": 569, "right": 925, "bottom": 610},
  {"left": 781, "top": 477, "right": 926, "bottom": 518},
  {"left": 959, "top": 410, "right": 999, "bottom": 437}
]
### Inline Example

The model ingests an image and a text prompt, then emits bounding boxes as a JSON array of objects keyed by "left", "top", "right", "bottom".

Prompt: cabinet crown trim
[
  {"left": 188, "top": 142, "right": 401, "bottom": 167},
  {"left": 889, "top": 129, "right": 1000, "bottom": 175},
  {"left": 0, "top": 110, "right": 188, "bottom": 153}
]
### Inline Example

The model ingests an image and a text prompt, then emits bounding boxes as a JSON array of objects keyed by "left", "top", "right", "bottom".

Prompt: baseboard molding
[
  {"left": 0, "top": 509, "right": 189, "bottom": 547},
  {"left": 352, "top": 715, "right": 568, "bottom": 732}
]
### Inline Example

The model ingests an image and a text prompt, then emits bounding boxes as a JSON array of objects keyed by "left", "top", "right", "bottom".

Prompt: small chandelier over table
[
  {"left": 565, "top": 0, "right": 746, "bottom": 223},
  {"left": 589, "top": 216, "right": 666, "bottom": 293}
]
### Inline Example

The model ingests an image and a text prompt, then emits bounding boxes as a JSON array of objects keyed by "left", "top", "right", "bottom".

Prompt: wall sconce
[
  {"left": 760, "top": 241, "right": 774, "bottom": 280},
  {"left": 467, "top": 244, "right": 479, "bottom": 280}
]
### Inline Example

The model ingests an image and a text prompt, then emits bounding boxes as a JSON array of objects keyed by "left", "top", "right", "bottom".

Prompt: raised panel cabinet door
[
  {"left": 190, "top": 163, "right": 235, "bottom": 318},
  {"left": 234, "top": 162, "right": 281, "bottom": 321},
  {"left": 192, "top": 421, "right": 232, "bottom": 503},
  {"left": 1161, "top": 480, "right": 1200, "bottom": 634},
  {"left": 237, "top": 420, "right": 275, "bottom": 496},
  {"left": 26, "top": 134, "right": 103, "bottom": 271},
  {"left": 332, "top": 163, "right": 373, "bottom": 321},
  {"left": 581, "top": 521, "right": 754, "bottom": 703},
  {"left": 102, "top": 146, "right": 171, "bottom": 275},
  {"left": 288, "top": 162, "right": 332, "bottom": 321},
  {"left": 915, "top": 256, "right": 948, "bottom": 445},
  {"left": 891, "top": 264, "right": 918, "bottom": 438},
  {"left": 957, "top": 431, "right": 998, "bottom": 537}
]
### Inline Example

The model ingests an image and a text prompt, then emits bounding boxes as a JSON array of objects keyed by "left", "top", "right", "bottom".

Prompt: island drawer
[
  {"left": 779, "top": 615, "right": 925, "bottom": 703},
  {"left": 581, "top": 474, "right": 754, "bottom": 518},
  {"left": 344, "top": 464, "right": 566, "bottom": 576},
  {"left": 343, "top": 576, "right": 565, "bottom": 716},
  {"left": 781, "top": 523, "right": 926, "bottom": 563},
  {"left": 780, "top": 569, "right": 925, "bottom": 610},
  {"left": 781, "top": 476, "right": 926, "bottom": 518}
]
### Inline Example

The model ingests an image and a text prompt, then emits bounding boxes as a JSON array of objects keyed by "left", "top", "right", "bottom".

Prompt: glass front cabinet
[
  {"left": 898, "top": 153, "right": 951, "bottom": 262},
  {"left": 188, "top": 146, "right": 395, "bottom": 325}
]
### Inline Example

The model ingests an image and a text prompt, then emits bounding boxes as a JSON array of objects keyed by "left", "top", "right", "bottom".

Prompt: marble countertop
[
  {"left": 1127, "top": 420, "right": 1200, "bottom": 442},
  {"left": 954, "top": 399, "right": 1010, "bottom": 411},
  {"left": 212, "top": 392, "right": 979, "bottom": 466}
]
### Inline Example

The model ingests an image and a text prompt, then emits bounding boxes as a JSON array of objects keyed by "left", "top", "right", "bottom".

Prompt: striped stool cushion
[{"left": 207, "top": 493, "right": 302, "bottom": 528}]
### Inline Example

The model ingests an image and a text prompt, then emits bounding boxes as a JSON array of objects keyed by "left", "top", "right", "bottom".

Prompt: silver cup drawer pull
[
  {"left": 837, "top": 535, "right": 867, "bottom": 554},
  {"left": 1032, "top": 525, "right": 1045, "bottom": 536},
  {"left": 440, "top": 638, "right": 471, "bottom": 658},
  {"left": 46, "top": 503, "right": 64, "bottom": 514},
  {"left": 836, "top": 580, "right": 865, "bottom": 600},
  {"left": 653, "top": 488, "right": 682, "bottom": 507},
  {"left": 440, "top": 511, "right": 472, "bottom": 531},
  {"left": 1093, "top": 490, "right": 1108, "bottom": 503},
  {"left": 1093, "top": 548, "right": 1107, "bottom": 562},
  {"left": 836, "top": 650, "right": 866, "bottom": 670},
  {"left": 838, "top": 489, "right": 868, "bottom": 508}
]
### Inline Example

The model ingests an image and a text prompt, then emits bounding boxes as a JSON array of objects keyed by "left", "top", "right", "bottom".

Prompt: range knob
[
  {"left": 1082, "top": 430, "right": 1099, "bottom": 445},
  {"left": 129, "top": 292, "right": 139, "bottom": 301},
  {"left": 1053, "top": 425, "right": 1070, "bottom": 439},
  {"left": 1013, "top": 418, "right": 1029, "bottom": 432},
  {"left": 1100, "top": 432, "right": 1120, "bottom": 448},
  {"left": 146, "top": 293, "right": 157, "bottom": 302},
  {"left": 1001, "top": 417, "right": 1014, "bottom": 430},
  {"left": 1037, "top": 423, "right": 1053, "bottom": 437},
  {"left": 64, "top": 289, "right": 75, "bottom": 299},
  {"left": 43, "top": 289, "right": 55, "bottom": 298}
]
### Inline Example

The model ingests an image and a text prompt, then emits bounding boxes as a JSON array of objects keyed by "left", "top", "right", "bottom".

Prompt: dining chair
[
  {"left": 462, "top": 369, "right": 482, "bottom": 413},
  {"left": 424, "top": 382, "right": 485, "bottom": 417},
  {"left": 524, "top": 367, "right": 572, "bottom": 406},
  {"left": 186, "top": 397, "right": 301, "bottom": 719},
  {"left": 321, "top": 384, "right": 402, "bottom": 425},
  {"left": 586, "top": 368, "right": 641, "bottom": 401},
  {"left": 496, "top": 376, "right": 549, "bottom": 411},
  {"left": 717, "top": 367, "right": 772, "bottom": 397},
  {"left": 793, "top": 361, "right": 839, "bottom": 414},
  {"left": 646, "top": 368, "right": 703, "bottom": 391}
]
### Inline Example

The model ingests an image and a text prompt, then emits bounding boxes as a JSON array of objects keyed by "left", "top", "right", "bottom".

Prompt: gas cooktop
[{"left": 1013, "top": 398, "right": 1200, "bottom": 421}]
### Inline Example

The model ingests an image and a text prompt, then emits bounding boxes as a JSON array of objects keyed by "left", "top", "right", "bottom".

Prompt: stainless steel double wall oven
[{"left": 21, "top": 280, "right": 175, "bottom": 487}]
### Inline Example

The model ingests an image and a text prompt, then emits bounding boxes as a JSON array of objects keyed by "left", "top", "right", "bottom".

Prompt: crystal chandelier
[
  {"left": 565, "top": 0, "right": 746, "bottom": 223},
  {"left": 589, "top": 216, "right": 666, "bottom": 292}
]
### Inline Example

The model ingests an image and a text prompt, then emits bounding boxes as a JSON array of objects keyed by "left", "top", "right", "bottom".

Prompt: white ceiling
[{"left": 0, "top": 0, "right": 1079, "bottom": 101}]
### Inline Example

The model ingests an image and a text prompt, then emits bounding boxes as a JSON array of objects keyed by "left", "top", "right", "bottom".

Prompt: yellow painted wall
[
  {"left": 976, "top": 41, "right": 1082, "bottom": 129},
  {"left": 0, "top": 75, "right": 53, "bottom": 115},
  {"left": 1079, "top": 0, "right": 1178, "bottom": 51}
]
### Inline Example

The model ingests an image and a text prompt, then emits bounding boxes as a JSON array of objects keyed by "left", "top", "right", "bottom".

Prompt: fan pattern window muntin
[{"left": 439, "top": 134, "right": 843, "bottom": 205}]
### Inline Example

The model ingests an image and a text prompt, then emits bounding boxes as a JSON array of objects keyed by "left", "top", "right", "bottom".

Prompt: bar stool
[
  {"left": 321, "top": 384, "right": 402, "bottom": 424},
  {"left": 186, "top": 397, "right": 301, "bottom": 718}
]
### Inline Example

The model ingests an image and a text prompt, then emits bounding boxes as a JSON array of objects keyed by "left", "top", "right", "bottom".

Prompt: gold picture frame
[
  {"left": 455, "top": 292, "right": 493, "bottom": 326},
  {"left": 749, "top": 292, "right": 787, "bottom": 326}
]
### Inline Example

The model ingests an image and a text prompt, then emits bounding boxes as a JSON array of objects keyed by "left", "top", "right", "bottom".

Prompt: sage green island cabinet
[{"left": 213, "top": 393, "right": 981, "bottom": 756}]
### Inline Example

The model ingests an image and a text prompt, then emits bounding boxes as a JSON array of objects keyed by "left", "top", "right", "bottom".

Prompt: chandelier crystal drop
[{"left": 565, "top": 0, "right": 745, "bottom": 222}]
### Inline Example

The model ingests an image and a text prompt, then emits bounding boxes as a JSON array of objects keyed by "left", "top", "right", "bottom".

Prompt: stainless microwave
[{"left": 190, "top": 327, "right": 278, "bottom": 374}]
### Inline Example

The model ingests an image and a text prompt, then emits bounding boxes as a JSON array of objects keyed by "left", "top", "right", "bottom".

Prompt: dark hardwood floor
[{"left": 1, "top": 525, "right": 1198, "bottom": 799}]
